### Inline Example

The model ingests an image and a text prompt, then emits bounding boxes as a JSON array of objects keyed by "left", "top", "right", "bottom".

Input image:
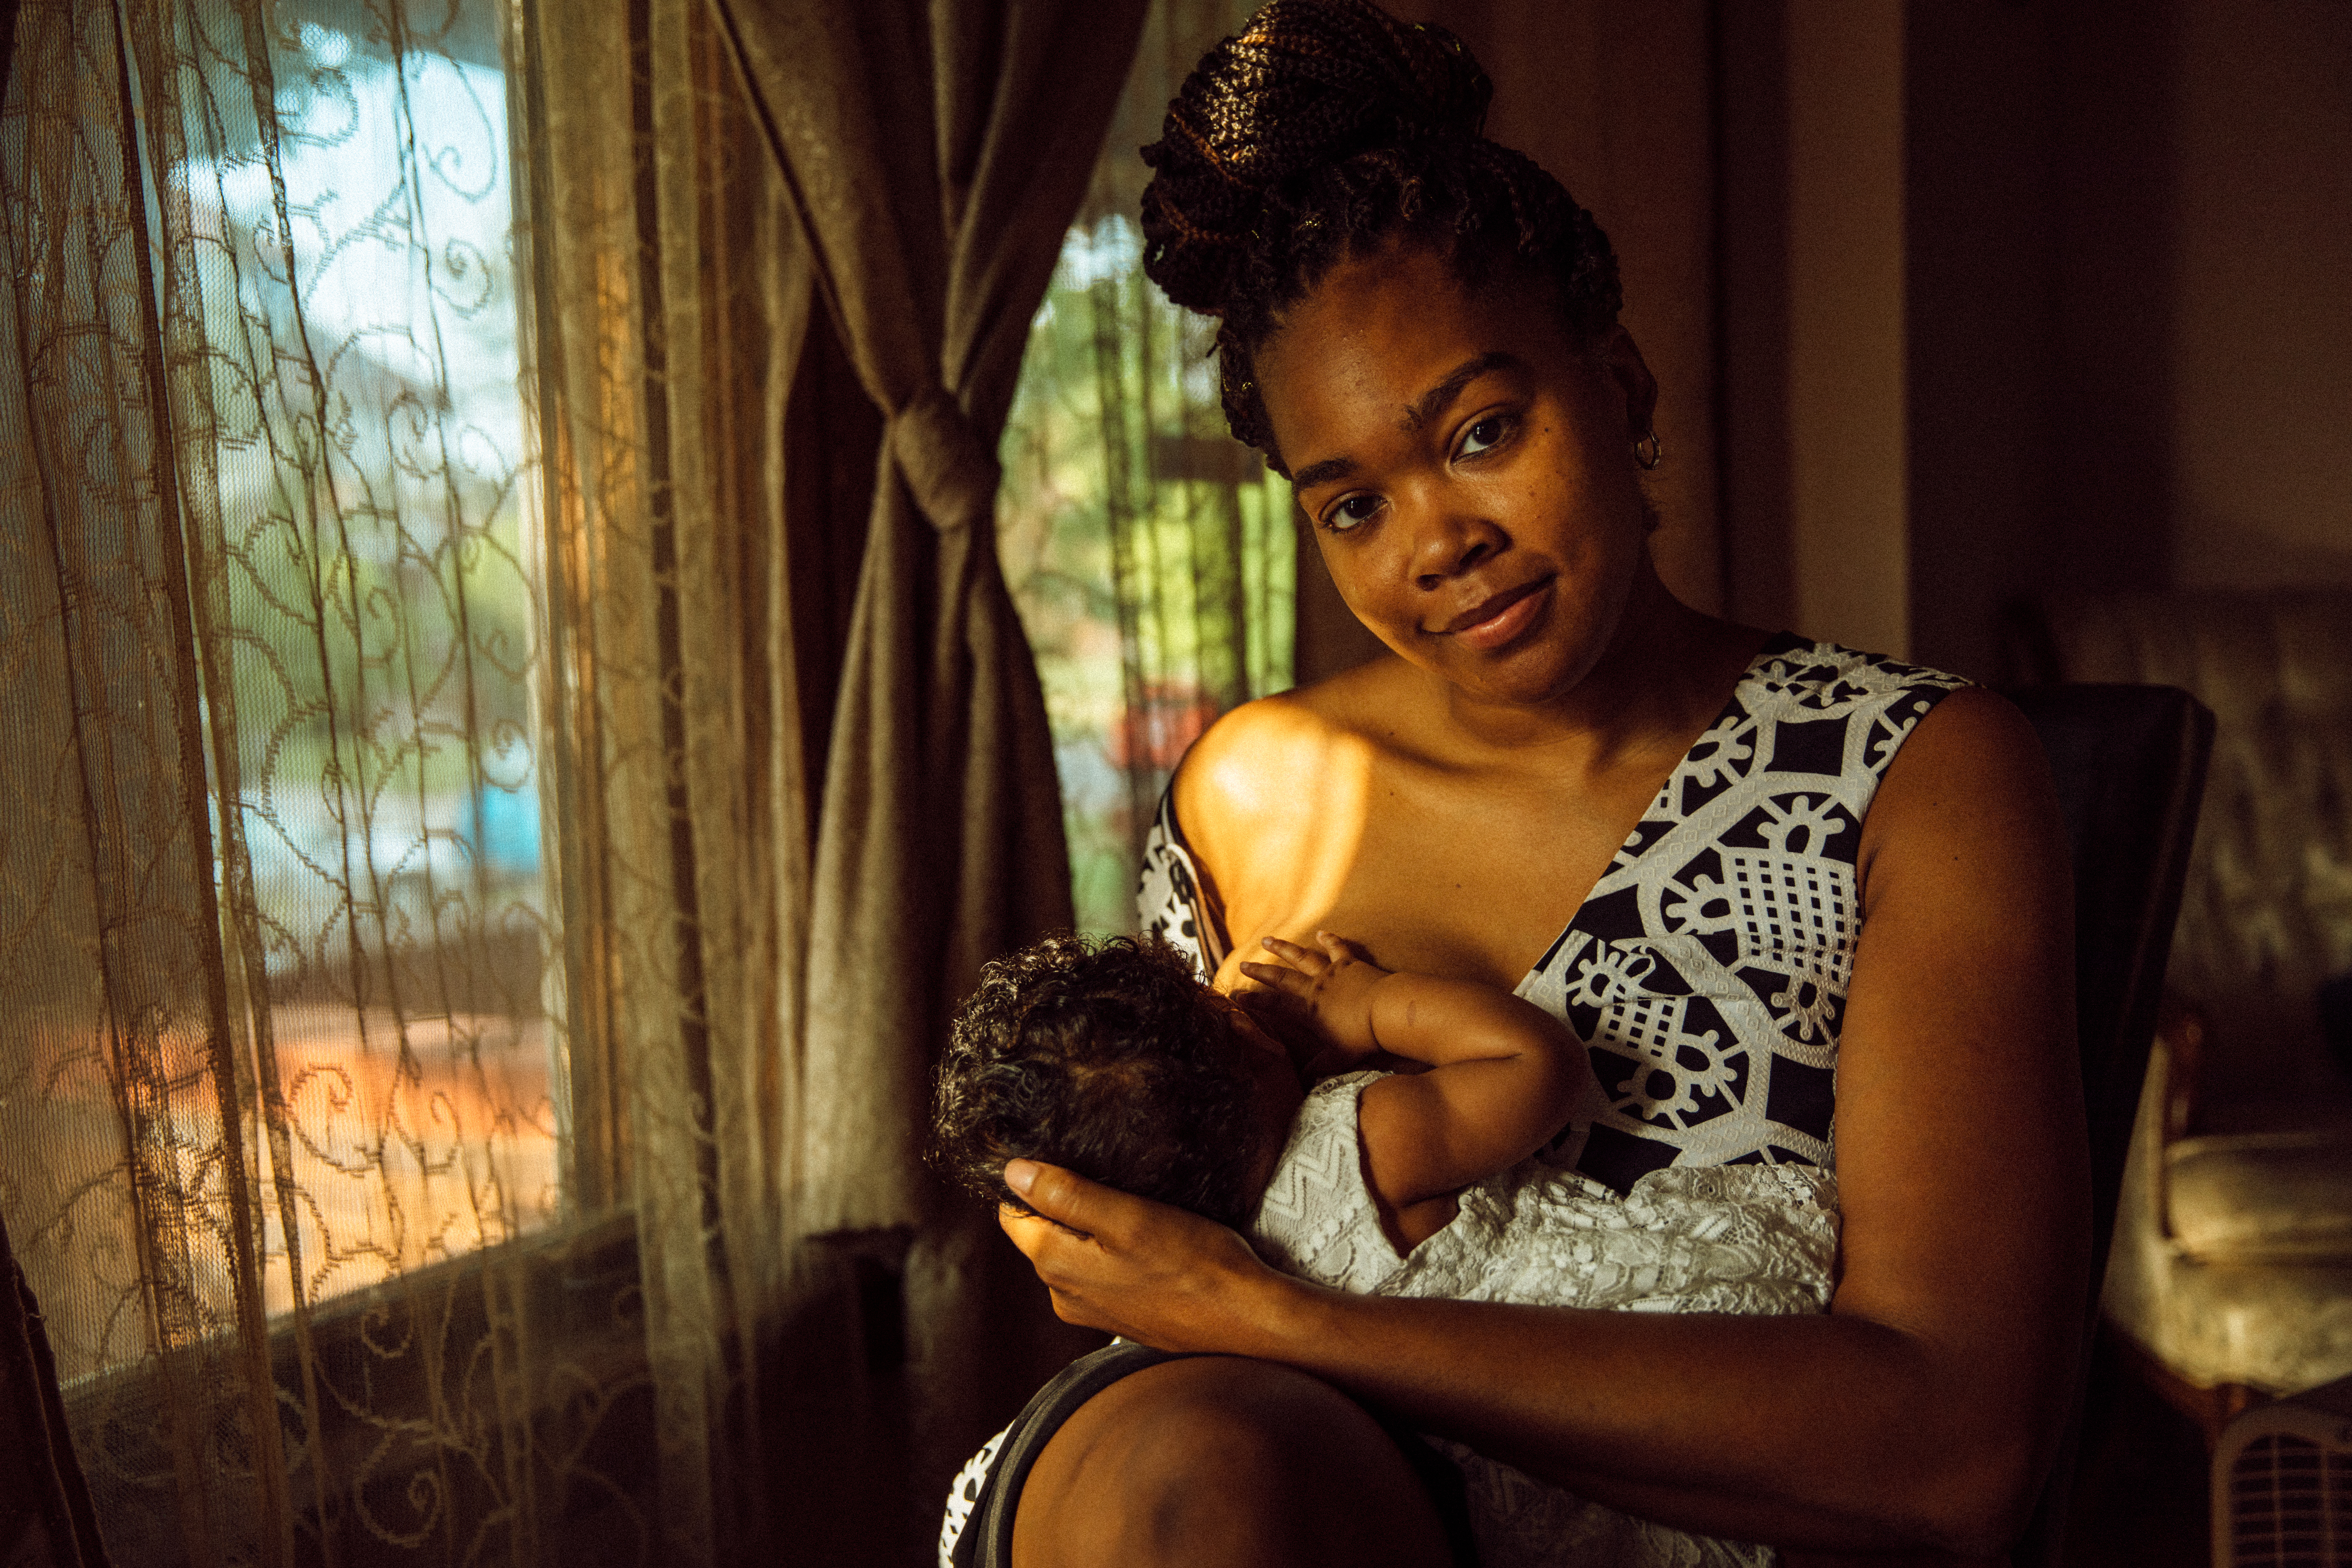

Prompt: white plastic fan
[{"left": 2215, "top": 1373, "right": 2352, "bottom": 1567}]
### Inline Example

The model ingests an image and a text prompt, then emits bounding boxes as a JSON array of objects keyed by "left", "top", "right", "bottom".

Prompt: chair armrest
[{"left": 2154, "top": 992, "right": 2211, "bottom": 1146}]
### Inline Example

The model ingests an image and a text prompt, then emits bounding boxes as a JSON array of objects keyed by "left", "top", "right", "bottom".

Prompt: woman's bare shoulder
[
  {"left": 1172, "top": 657, "right": 1415, "bottom": 867},
  {"left": 1855, "top": 683, "right": 2068, "bottom": 930},
  {"left": 1865, "top": 686, "right": 2058, "bottom": 848}
]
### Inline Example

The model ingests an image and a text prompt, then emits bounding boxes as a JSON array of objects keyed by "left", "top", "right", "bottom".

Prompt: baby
[
  {"left": 932, "top": 931, "right": 1837, "bottom": 1317},
  {"left": 932, "top": 932, "right": 1841, "bottom": 1568}
]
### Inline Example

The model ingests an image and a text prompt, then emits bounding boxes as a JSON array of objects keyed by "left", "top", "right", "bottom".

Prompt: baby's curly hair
[
  {"left": 1139, "top": 0, "right": 1621, "bottom": 472},
  {"left": 931, "top": 934, "right": 1267, "bottom": 1232}
]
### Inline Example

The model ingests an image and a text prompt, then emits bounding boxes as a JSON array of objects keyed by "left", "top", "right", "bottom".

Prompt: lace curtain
[
  {"left": 1, "top": 0, "right": 588, "bottom": 1562},
  {"left": 998, "top": 0, "right": 1296, "bottom": 934},
  {"left": 0, "top": 3, "right": 691, "bottom": 1561},
  {"left": 0, "top": 0, "right": 1132, "bottom": 1562}
]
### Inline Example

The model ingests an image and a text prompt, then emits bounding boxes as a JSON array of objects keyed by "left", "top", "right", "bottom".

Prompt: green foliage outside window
[{"left": 997, "top": 211, "right": 1296, "bottom": 936}]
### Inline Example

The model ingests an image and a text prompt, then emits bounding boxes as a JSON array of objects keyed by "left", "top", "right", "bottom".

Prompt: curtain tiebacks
[{"left": 891, "top": 387, "right": 1001, "bottom": 536}]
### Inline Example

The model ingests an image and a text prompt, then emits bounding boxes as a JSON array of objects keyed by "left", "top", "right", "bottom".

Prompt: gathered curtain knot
[{"left": 890, "top": 386, "right": 1000, "bottom": 535}]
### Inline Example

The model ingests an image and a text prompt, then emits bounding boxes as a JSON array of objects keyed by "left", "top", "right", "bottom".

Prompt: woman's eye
[
  {"left": 1457, "top": 416, "right": 1510, "bottom": 458},
  {"left": 1322, "top": 493, "right": 1384, "bottom": 532}
]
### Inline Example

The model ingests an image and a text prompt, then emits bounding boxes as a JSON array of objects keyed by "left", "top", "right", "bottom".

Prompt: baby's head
[{"left": 931, "top": 934, "right": 1301, "bottom": 1230}]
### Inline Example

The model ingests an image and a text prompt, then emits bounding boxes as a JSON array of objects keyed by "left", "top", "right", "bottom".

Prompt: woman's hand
[
  {"left": 997, "top": 1158, "right": 1299, "bottom": 1353},
  {"left": 1239, "top": 932, "right": 1392, "bottom": 1072}
]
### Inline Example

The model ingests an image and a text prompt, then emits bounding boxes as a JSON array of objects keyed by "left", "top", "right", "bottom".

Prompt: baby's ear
[
  {"left": 1234, "top": 989, "right": 1321, "bottom": 1071},
  {"left": 1232, "top": 985, "right": 1295, "bottom": 1027}
]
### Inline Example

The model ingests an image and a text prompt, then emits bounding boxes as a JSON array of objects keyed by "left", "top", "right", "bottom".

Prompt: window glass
[
  {"left": 180, "top": 0, "right": 552, "bottom": 1326},
  {"left": 997, "top": 0, "right": 1295, "bottom": 936}
]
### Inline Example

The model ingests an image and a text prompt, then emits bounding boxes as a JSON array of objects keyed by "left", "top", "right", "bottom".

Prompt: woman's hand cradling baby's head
[{"left": 997, "top": 1158, "right": 1290, "bottom": 1352}]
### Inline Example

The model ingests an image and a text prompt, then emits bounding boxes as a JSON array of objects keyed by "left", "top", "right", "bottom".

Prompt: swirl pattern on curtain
[{"left": 0, "top": 0, "right": 623, "bottom": 1562}]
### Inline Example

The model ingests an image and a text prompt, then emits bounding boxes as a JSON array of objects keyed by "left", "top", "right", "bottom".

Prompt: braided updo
[{"left": 1140, "top": 0, "right": 1622, "bottom": 471}]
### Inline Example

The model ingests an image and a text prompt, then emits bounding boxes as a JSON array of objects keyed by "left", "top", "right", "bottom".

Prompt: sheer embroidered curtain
[
  {"left": 0, "top": 0, "right": 1134, "bottom": 1562},
  {"left": 1, "top": 1, "right": 589, "bottom": 1561}
]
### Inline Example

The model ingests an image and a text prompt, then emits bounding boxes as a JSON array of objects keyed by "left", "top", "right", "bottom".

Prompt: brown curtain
[
  {"left": 693, "top": 0, "right": 1147, "bottom": 1497},
  {"left": 523, "top": 0, "right": 1133, "bottom": 1547},
  {"left": 709, "top": 0, "right": 1147, "bottom": 1232},
  {"left": 1, "top": 1195, "right": 111, "bottom": 1568}
]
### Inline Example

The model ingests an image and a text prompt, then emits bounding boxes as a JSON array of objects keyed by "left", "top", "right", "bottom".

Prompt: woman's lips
[{"left": 1442, "top": 578, "right": 1553, "bottom": 650}]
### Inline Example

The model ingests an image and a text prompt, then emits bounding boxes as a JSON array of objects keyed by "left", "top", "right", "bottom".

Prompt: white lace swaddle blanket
[{"left": 1249, "top": 1071, "right": 1842, "bottom": 1568}]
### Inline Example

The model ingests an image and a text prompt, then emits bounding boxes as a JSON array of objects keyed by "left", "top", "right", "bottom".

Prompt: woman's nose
[{"left": 1407, "top": 502, "right": 1506, "bottom": 592}]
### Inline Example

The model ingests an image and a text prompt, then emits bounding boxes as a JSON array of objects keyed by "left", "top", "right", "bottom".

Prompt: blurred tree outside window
[{"left": 997, "top": 0, "right": 1296, "bottom": 935}]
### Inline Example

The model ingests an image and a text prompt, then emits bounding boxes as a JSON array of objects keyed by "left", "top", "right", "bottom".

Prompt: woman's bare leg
[{"left": 1011, "top": 1355, "right": 1458, "bottom": 1568}]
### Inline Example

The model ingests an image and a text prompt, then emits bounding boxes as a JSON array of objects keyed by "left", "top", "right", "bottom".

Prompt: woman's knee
[{"left": 1012, "top": 1356, "right": 1455, "bottom": 1568}]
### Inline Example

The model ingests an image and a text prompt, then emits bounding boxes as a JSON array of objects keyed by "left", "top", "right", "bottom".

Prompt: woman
[{"left": 972, "top": 4, "right": 2087, "bottom": 1563}]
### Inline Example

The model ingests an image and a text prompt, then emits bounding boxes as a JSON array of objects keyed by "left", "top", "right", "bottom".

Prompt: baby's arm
[{"left": 1240, "top": 933, "right": 1586, "bottom": 1220}]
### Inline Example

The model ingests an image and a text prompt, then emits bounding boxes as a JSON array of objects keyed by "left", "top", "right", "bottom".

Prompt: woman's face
[{"left": 1255, "top": 242, "right": 1659, "bottom": 713}]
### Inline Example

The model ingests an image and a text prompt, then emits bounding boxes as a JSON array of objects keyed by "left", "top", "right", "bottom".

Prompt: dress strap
[{"left": 1136, "top": 786, "right": 1229, "bottom": 981}]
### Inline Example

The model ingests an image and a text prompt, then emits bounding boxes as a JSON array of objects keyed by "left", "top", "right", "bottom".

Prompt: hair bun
[{"left": 1141, "top": 0, "right": 1491, "bottom": 313}]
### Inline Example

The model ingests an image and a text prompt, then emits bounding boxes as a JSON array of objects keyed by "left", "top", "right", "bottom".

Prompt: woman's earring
[{"left": 1633, "top": 429, "right": 1663, "bottom": 470}]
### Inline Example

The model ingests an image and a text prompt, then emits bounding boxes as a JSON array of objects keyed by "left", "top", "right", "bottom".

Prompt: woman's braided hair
[{"left": 1140, "top": 0, "right": 1621, "bottom": 471}]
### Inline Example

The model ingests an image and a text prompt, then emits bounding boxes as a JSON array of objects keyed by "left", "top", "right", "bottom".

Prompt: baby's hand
[{"left": 1239, "top": 932, "right": 1391, "bottom": 1066}]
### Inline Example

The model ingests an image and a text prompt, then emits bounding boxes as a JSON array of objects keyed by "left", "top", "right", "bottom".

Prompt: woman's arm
[
  {"left": 1002, "top": 690, "right": 2089, "bottom": 1558},
  {"left": 1241, "top": 933, "right": 1584, "bottom": 1213}
]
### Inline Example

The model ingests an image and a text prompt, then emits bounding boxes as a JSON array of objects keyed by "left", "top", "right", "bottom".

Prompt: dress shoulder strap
[{"left": 1137, "top": 787, "right": 1229, "bottom": 980}]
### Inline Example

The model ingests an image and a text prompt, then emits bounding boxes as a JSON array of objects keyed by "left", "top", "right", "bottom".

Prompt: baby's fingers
[
  {"left": 1239, "top": 959, "right": 1314, "bottom": 996},
  {"left": 1258, "top": 934, "right": 1327, "bottom": 973},
  {"left": 1315, "top": 930, "right": 1373, "bottom": 964}
]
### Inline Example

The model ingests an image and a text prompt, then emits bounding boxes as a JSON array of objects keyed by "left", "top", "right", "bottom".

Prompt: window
[
  {"left": 210, "top": 3, "right": 556, "bottom": 1318},
  {"left": 996, "top": 0, "right": 1295, "bottom": 936},
  {"left": 4, "top": 0, "right": 557, "bottom": 1383}
]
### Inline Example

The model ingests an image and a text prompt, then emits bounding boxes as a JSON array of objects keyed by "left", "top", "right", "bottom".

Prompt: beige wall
[
  {"left": 1906, "top": 0, "right": 2352, "bottom": 665},
  {"left": 1725, "top": 0, "right": 2352, "bottom": 682},
  {"left": 2169, "top": 1, "right": 2352, "bottom": 589},
  {"left": 1723, "top": 0, "right": 1925, "bottom": 663},
  {"left": 1785, "top": 1, "right": 1909, "bottom": 659},
  {"left": 1305, "top": 1, "right": 2352, "bottom": 684},
  {"left": 1901, "top": 0, "right": 2071, "bottom": 681}
]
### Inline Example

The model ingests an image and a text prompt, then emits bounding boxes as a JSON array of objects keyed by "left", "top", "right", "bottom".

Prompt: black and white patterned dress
[
  {"left": 939, "top": 637, "right": 1970, "bottom": 1566},
  {"left": 1140, "top": 635, "right": 1971, "bottom": 1189}
]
